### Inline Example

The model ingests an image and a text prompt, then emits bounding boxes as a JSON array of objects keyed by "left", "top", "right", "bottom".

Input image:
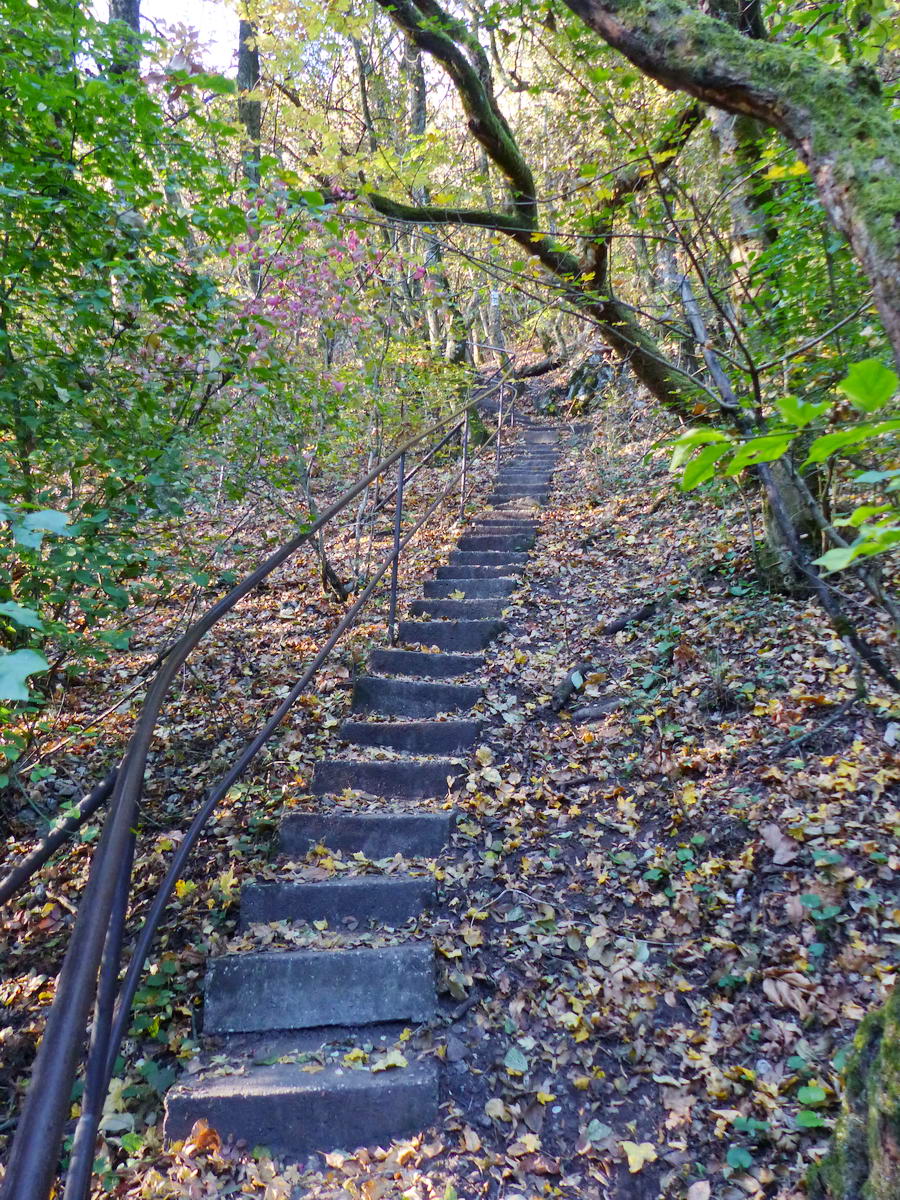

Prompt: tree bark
[
  {"left": 560, "top": 0, "right": 900, "bottom": 367},
  {"left": 808, "top": 982, "right": 900, "bottom": 1200}
]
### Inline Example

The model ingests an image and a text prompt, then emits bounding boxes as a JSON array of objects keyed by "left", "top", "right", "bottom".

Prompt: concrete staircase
[{"left": 164, "top": 426, "right": 559, "bottom": 1160}]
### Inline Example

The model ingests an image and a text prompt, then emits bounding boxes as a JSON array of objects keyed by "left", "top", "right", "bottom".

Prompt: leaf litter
[{"left": 2, "top": 392, "right": 898, "bottom": 1198}]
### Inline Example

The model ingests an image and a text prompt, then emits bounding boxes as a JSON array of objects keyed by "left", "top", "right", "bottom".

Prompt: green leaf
[
  {"left": 679, "top": 443, "right": 730, "bottom": 490},
  {"left": 796, "top": 1109, "right": 827, "bottom": 1129},
  {"left": 98, "top": 629, "right": 131, "bottom": 650},
  {"left": 814, "top": 545, "right": 859, "bottom": 573},
  {"left": 837, "top": 358, "right": 898, "bottom": 413},
  {"left": 503, "top": 1046, "right": 529, "bottom": 1076},
  {"left": 797, "top": 1085, "right": 827, "bottom": 1105},
  {"left": 586, "top": 1119, "right": 614, "bottom": 1142},
  {"left": 0, "top": 602, "right": 43, "bottom": 630},
  {"left": 724, "top": 433, "right": 796, "bottom": 474},
  {"left": 776, "top": 394, "right": 830, "bottom": 427},
  {"left": 804, "top": 419, "right": 900, "bottom": 464},
  {"left": 0, "top": 648, "right": 49, "bottom": 700},
  {"left": 669, "top": 426, "right": 731, "bottom": 473},
  {"left": 726, "top": 1146, "right": 754, "bottom": 1169},
  {"left": 833, "top": 503, "right": 891, "bottom": 528}
]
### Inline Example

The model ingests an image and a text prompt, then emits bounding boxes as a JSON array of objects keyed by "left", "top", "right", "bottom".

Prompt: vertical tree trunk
[
  {"left": 402, "top": 37, "right": 470, "bottom": 363},
  {"left": 808, "top": 983, "right": 900, "bottom": 1200},
  {"left": 237, "top": 17, "right": 261, "bottom": 293},
  {"left": 108, "top": 0, "right": 140, "bottom": 73}
]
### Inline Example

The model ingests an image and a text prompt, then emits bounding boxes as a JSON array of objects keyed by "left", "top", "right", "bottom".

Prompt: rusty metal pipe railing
[
  {"left": 61, "top": 440, "right": 479, "bottom": 1200},
  {"left": 0, "top": 768, "right": 119, "bottom": 906},
  {"left": 0, "top": 384, "right": 508, "bottom": 1200}
]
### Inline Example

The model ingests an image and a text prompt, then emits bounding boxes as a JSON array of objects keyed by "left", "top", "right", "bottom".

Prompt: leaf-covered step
[
  {"left": 352, "top": 675, "right": 482, "bottom": 718},
  {"left": 341, "top": 717, "right": 481, "bottom": 754},
  {"left": 408, "top": 598, "right": 506, "bottom": 620},
  {"left": 165, "top": 1056, "right": 438, "bottom": 1160},
  {"left": 435, "top": 564, "right": 522, "bottom": 580},
  {"left": 368, "top": 647, "right": 483, "bottom": 677},
  {"left": 422, "top": 578, "right": 516, "bottom": 599},
  {"left": 448, "top": 549, "right": 528, "bottom": 566},
  {"left": 311, "top": 757, "right": 464, "bottom": 798},
  {"left": 279, "top": 810, "right": 454, "bottom": 858},
  {"left": 398, "top": 618, "right": 505, "bottom": 652},
  {"left": 456, "top": 533, "right": 534, "bottom": 552},
  {"left": 204, "top": 945, "right": 436, "bottom": 1033},
  {"left": 240, "top": 875, "right": 435, "bottom": 927}
]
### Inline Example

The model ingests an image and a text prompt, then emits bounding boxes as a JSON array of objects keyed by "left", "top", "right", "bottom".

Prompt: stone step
[
  {"left": 408, "top": 598, "right": 505, "bottom": 620},
  {"left": 478, "top": 512, "right": 539, "bottom": 523},
  {"left": 204, "top": 945, "right": 435, "bottom": 1033},
  {"left": 398, "top": 618, "right": 505, "bottom": 652},
  {"left": 368, "top": 648, "right": 483, "bottom": 678},
  {"left": 490, "top": 485, "right": 549, "bottom": 496},
  {"left": 352, "top": 675, "right": 481, "bottom": 718},
  {"left": 280, "top": 811, "right": 454, "bottom": 858},
  {"left": 165, "top": 1058, "right": 438, "bottom": 1160},
  {"left": 423, "top": 578, "right": 516, "bottom": 599},
  {"left": 312, "top": 758, "right": 463, "bottom": 798},
  {"left": 493, "top": 474, "right": 551, "bottom": 483},
  {"left": 240, "top": 875, "right": 435, "bottom": 927},
  {"left": 435, "top": 564, "right": 521, "bottom": 580},
  {"left": 472, "top": 521, "right": 537, "bottom": 531},
  {"left": 341, "top": 718, "right": 481, "bottom": 754},
  {"left": 489, "top": 493, "right": 548, "bottom": 506},
  {"left": 456, "top": 534, "right": 534, "bottom": 552},
  {"left": 448, "top": 550, "right": 528, "bottom": 566}
]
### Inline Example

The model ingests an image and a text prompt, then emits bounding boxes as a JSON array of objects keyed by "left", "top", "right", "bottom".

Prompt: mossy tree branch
[
  {"left": 561, "top": 0, "right": 900, "bottom": 367},
  {"left": 373, "top": 0, "right": 537, "bottom": 222},
  {"left": 366, "top": 191, "right": 706, "bottom": 414},
  {"left": 368, "top": 0, "right": 709, "bottom": 416}
]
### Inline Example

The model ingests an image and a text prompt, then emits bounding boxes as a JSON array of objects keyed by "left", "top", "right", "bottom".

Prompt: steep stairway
[{"left": 164, "top": 425, "right": 560, "bottom": 1159}]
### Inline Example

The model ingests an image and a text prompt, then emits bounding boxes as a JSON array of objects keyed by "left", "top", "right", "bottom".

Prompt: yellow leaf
[
  {"left": 371, "top": 1049, "right": 408, "bottom": 1072},
  {"left": 620, "top": 1141, "right": 657, "bottom": 1173},
  {"left": 462, "top": 924, "right": 484, "bottom": 948},
  {"left": 462, "top": 1127, "right": 481, "bottom": 1151},
  {"left": 343, "top": 1047, "right": 367, "bottom": 1064},
  {"left": 475, "top": 746, "right": 494, "bottom": 766},
  {"left": 536, "top": 1091, "right": 556, "bottom": 1104}
]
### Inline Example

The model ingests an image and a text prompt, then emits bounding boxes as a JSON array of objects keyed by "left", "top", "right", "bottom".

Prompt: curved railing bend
[{"left": 1, "top": 380, "right": 518, "bottom": 1200}]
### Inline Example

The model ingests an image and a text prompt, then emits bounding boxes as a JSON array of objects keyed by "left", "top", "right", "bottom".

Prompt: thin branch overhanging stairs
[{"left": 164, "top": 424, "right": 561, "bottom": 1158}]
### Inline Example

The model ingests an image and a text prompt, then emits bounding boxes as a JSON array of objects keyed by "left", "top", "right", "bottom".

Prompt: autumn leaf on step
[
  {"left": 760, "top": 822, "right": 799, "bottom": 864},
  {"left": 182, "top": 1119, "right": 221, "bottom": 1157},
  {"left": 620, "top": 1141, "right": 657, "bottom": 1173},
  {"left": 371, "top": 1049, "right": 408, "bottom": 1072},
  {"left": 462, "top": 1127, "right": 482, "bottom": 1152},
  {"left": 450, "top": 589, "right": 466, "bottom": 599}
]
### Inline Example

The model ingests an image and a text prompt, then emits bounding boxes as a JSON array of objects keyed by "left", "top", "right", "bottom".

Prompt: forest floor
[{"left": 2, "top": 382, "right": 898, "bottom": 1199}]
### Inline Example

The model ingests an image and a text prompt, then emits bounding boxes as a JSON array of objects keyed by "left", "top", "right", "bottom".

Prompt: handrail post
[
  {"left": 388, "top": 451, "right": 405, "bottom": 645},
  {"left": 495, "top": 385, "right": 504, "bottom": 472},
  {"left": 459, "top": 410, "right": 470, "bottom": 523}
]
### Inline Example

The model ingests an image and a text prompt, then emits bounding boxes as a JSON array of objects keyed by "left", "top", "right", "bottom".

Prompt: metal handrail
[{"left": 0, "top": 379, "right": 516, "bottom": 1200}]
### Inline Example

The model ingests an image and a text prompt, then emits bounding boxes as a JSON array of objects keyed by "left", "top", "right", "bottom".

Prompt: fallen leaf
[
  {"left": 760, "top": 822, "right": 799, "bottom": 864},
  {"left": 620, "top": 1140, "right": 657, "bottom": 1173}
]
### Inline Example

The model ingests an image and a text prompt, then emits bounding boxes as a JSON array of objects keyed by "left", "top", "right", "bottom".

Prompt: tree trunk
[
  {"left": 237, "top": 17, "right": 261, "bottom": 294},
  {"left": 808, "top": 983, "right": 900, "bottom": 1200},
  {"left": 560, "top": 0, "right": 900, "bottom": 368}
]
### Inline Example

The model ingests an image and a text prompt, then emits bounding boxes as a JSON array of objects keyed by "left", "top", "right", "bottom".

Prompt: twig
[{"left": 774, "top": 698, "right": 858, "bottom": 756}]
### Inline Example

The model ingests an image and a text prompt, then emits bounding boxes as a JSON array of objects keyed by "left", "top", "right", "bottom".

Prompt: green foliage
[
  {"left": 0, "top": 0, "right": 264, "bottom": 730},
  {"left": 670, "top": 358, "right": 899, "bottom": 573}
]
